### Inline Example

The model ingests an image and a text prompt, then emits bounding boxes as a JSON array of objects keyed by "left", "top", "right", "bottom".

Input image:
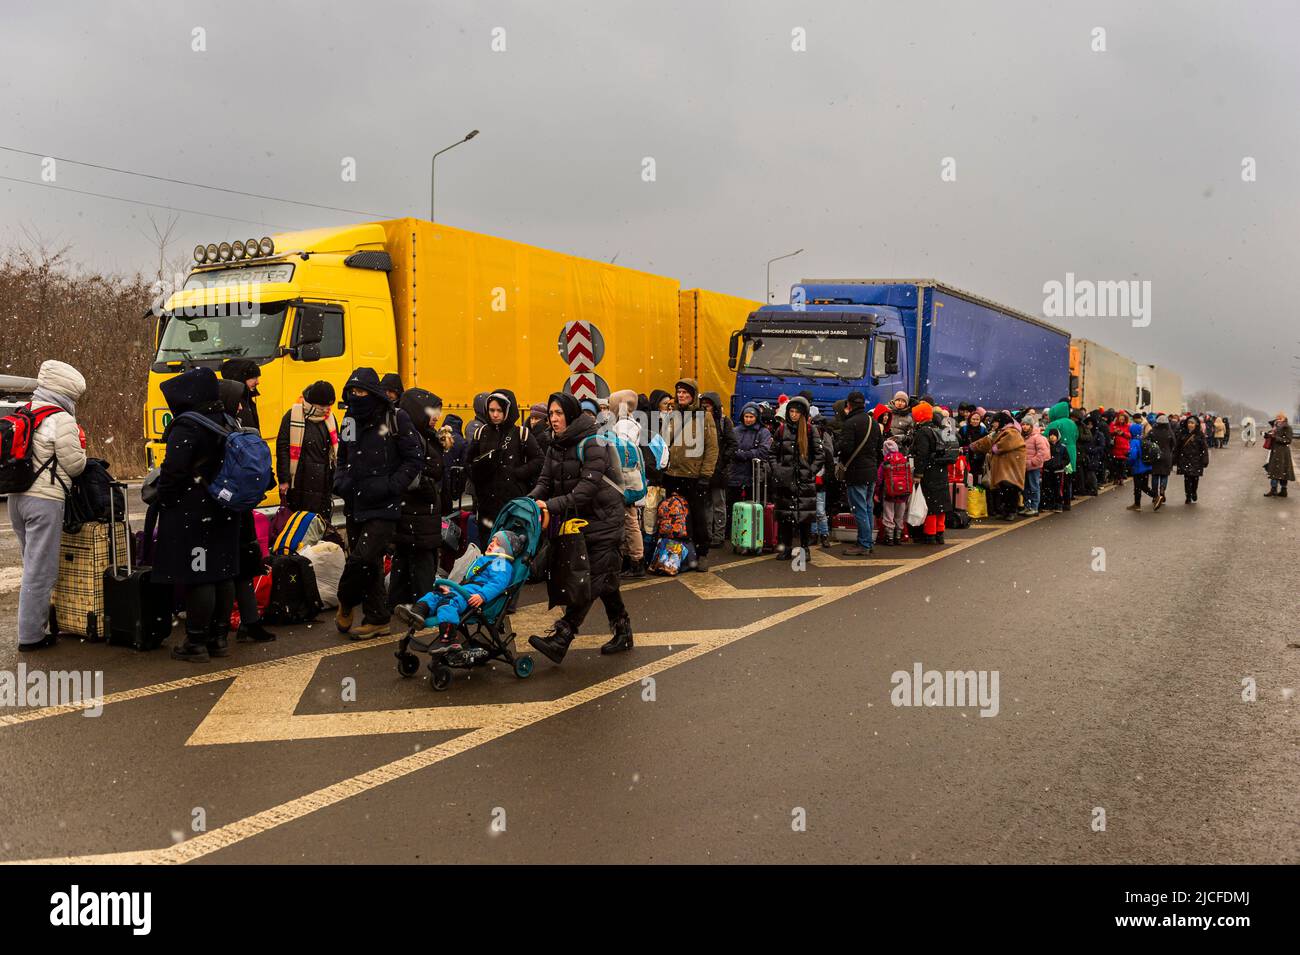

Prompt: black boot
[
  {"left": 529, "top": 618, "right": 576, "bottom": 665},
  {"left": 935, "top": 531, "right": 945, "bottom": 544},
  {"left": 236, "top": 620, "right": 277, "bottom": 643},
  {"left": 620, "top": 557, "right": 646, "bottom": 579},
  {"left": 600, "top": 613, "right": 634, "bottom": 655},
  {"left": 172, "top": 627, "right": 211, "bottom": 663},
  {"left": 207, "top": 623, "right": 231, "bottom": 658}
]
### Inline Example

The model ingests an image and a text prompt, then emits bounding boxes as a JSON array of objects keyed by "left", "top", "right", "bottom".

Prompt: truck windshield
[
  {"left": 154, "top": 301, "right": 289, "bottom": 363},
  {"left": 739, "top": 335, "right": 867, "bottom": 379}
]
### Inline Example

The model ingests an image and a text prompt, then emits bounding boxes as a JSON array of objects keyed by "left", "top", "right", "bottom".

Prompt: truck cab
[
  {"left": 727, "top": 287, "right": 909, "bottom": 420},
  {"left": 145, "top": 223, "right": 399, "bottom": 470}
]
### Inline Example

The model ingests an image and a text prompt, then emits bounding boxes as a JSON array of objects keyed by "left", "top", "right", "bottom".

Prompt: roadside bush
[{"left": 1, "top": 243, "right": 155, "bottom": 478}]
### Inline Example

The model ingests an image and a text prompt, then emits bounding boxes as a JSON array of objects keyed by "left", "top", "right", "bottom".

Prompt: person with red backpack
[
  {"left": 3, "top": 360, "right": 87, "bottom": 651},
  {"left": 875, "top": 438, "right": 912, "bottom": 546}
]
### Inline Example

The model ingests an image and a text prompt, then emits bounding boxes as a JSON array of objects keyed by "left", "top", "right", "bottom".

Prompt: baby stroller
[{"left": 394, "top": 497, "right": 542, "bottom": 691}]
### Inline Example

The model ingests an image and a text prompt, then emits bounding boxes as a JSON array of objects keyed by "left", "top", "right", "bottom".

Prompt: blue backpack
[
  {"left": 578, "top": 432, "right": 646, "bottom": 505},
  {"left": 178, "top": 412, "right": 273, "bottom": 511}
]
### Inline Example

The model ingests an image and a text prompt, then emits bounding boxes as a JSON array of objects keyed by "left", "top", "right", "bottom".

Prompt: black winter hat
[
  {"left": 846, "top": 390, "right": 865, "bottom": 406},
  {"left": 303, "top": 380, "right": 336, "bottom": 406},
  {"left": 379, "top": 373, "right": 405, "bottom": 399},
  {"left": 220, "top": 358, "right": 259, "bottom": 383}
]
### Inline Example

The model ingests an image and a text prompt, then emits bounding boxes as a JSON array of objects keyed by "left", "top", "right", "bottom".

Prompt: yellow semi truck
[{"left": 146, "top": 219, "right": 758, "bottom": 471}]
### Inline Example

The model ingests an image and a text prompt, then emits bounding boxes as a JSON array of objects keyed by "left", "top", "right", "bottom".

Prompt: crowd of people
[{"left": 5, "top": 357, "right": 1296, "bottom": 664}]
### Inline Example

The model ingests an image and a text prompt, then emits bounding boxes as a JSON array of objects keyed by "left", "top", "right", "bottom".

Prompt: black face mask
[
  {"left": 247, "top": 385, "right": 260, "bottom": 399},
  {"left": 346, "top": 392, "right": 382, "bottom": 421}
]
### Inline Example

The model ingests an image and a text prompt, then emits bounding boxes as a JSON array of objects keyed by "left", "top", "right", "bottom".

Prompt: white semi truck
[{"left": 1135, "top": 364, "right": 1185, "bottom": 415}]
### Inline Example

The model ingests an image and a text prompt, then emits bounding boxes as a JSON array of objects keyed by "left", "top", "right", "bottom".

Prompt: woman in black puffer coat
[
  {"left": 1174, "top": 415, "right": 1210, "bottom": 503},
  {"left": 388, "top": 388, "right": 445, "bottom": 611},
  {"left": 527, "top": 392, "right": 632, "bottom": 664},
  {"left": 769, "top": 396, "right": 824, "bottom": 559},
  {"left": 466, "top": 388, "right": 542, "bottom": 539}
]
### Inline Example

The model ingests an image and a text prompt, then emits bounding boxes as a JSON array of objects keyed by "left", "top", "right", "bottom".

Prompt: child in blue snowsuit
[{"left": 396, "top": 530, "right": 521, "bottom": 642}]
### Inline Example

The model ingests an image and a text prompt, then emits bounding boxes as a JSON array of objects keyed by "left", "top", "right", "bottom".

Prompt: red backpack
[
  {"left": 0, "top": 404, "right": 64, "bottom": 494},
  {"left": 655, "top": 493, "right": 690, "bottom": 539},
  {"left": 882, "top": 452, "right": 913, "bottom": 500}
]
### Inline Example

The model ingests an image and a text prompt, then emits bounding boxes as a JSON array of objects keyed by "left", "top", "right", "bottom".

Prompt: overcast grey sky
[{"left": 2, "top": 0, "right": 1296, "bottom": 413}]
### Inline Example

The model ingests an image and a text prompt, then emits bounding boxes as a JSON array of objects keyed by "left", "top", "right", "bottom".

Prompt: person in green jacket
[{"left": 1042, "top": 401, "right": 1077, "bottom": 511}]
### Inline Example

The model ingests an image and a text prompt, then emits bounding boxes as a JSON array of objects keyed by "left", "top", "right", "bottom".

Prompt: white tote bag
[{"left": 906, "top": 483, "right": 929, "bottom": 525}]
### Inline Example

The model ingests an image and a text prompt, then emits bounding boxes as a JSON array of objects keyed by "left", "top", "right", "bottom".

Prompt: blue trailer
[{"left": 726, "top": 280, "right": 1071, "bottom": 419}]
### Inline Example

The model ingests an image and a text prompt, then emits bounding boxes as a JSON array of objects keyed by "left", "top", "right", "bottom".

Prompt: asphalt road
[{"left": 0, "top": 444, "right": 1294, "bottom": 864}]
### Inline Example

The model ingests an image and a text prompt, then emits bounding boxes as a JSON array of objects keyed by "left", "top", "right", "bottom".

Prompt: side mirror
[
  {"left": 297, "top": 307, "right": 325, "bottom": 346},
  {"left": 298, "top": 343, "right": 321, "bottom": 362},
  {"left": 884, "top": 338, "right": 900, "bottom": 375},
  {"left": 727, "top": 331, "right": 741, "bottom": 371}
]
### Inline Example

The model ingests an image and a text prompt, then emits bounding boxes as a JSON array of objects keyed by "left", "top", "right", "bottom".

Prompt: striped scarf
[{"left": 287, "top": 399, "right": 338, "bottom": 487}]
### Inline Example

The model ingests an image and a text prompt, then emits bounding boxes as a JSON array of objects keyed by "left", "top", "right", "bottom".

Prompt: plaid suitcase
[{"left": 50, "top": 519, "right": 129, "bottom": 640}]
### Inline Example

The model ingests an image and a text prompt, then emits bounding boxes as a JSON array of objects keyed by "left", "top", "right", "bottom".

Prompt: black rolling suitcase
[{"left": 103, "top": 482, "right": 174, "bottom": 651}]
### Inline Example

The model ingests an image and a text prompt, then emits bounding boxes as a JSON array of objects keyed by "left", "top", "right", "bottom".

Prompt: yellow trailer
[
  {"left": 379, "top": 219, "right": 684, "bottom": 420},
  {"left": 678, "top": 288, "right": 764, "bottom": 413},
  {"left": 146, "top": 218, "right": 747, "bottom": 472}
]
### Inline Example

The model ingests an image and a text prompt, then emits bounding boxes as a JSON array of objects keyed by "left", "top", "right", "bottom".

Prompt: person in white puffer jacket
[{"left": 8, "top": 360, "right": 87, "bottom": 651}]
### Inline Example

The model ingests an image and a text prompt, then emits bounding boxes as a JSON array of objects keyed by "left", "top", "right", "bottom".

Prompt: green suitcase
[{"left": 730, "top": 459, "right": 766, "bottom": 554}]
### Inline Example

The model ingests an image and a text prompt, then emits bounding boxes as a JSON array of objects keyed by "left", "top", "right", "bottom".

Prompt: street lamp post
[
  {"left": 766, "top": 248, "right": 804, "bottom": 303},
  {"left": 431, "top": 130, "right": 480, "bottom": 222}
]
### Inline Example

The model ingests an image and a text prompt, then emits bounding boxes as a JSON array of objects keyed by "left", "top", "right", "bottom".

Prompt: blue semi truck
[{"left": 727, "top": 280, "right": 1071, "bottom": 419}]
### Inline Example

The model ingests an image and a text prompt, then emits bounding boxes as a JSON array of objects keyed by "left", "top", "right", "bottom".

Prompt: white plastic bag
[
  {"left": 906, "top": 483, "right": 928, "bottom": 525},
  {"left": 301, "top": 541, "right": 345, "bottom": 609},
  {"left": 448, "top": 543, "right": 481, "bottom": 584}
]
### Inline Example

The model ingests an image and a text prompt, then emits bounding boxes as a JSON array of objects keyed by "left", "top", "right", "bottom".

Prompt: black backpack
[
  {"left": 64, "top": 458, "right": 125, "bottom": 531},
  {"left": 1141, "top": 437, "right": 1162, "bottom": 466},
  {"left": 262, "top": 553, "right": 323, "bottom": 625}
]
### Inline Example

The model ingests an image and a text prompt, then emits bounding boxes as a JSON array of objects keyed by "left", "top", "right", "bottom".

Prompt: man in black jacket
[
  {"left": 835, "top": 391, "right": 884, "bottom": 556},
  {"left": 333, "top": 367, "right": 424, "bottom": 638}
]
